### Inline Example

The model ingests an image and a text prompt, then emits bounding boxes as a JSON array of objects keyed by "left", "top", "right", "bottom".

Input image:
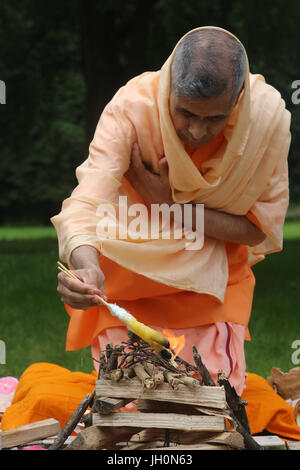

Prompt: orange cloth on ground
[
  {"left": 1, "top": 363, "right": 96, "bottom": 432},
  {"left": 242, "top": 373, "right": 300, "bottom": 440},
  {"left": 2, "top": 363, "right": 300, "bottom": 442}
]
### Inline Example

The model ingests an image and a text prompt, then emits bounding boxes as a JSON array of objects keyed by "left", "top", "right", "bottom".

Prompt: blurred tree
[{"left": 0, "top": 0, "right": 299, "bottom": 224}]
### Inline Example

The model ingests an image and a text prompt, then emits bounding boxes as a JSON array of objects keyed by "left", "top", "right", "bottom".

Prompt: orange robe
[{"left": 64, "top": 132, "right": 258, "bottom": 351}]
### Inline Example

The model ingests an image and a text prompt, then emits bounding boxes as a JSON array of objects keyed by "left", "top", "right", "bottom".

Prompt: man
[{"left": 51, "top": 27, "right": 290, "bottom": 395}]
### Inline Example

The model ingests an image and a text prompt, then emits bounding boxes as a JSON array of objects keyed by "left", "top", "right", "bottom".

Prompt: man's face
[{"left": 169, "top": 89, "right": 235, "bottom": 147}]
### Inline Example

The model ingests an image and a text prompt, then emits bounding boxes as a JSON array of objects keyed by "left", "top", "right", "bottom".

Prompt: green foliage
[{"left": 1, "top": 0, "right": 300, "bottom": 225}]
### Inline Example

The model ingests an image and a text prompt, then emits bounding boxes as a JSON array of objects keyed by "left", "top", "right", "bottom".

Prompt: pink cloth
[{"left": 91, "top": 322, "right": 246, "bottom": 396}]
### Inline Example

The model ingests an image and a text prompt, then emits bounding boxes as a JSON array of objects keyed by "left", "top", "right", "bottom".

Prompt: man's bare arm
[{"left": 203, "top": 206, "right": 266, "bottom": 247}]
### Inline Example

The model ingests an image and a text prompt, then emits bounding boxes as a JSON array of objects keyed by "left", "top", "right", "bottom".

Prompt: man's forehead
[{"left": 171, "top": 91, "right": 233, "bottom": 117}]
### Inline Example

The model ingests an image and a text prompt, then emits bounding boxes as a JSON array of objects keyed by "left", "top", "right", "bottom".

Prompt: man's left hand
[{"left": 125, "top": 142, "right": 173, "bottom": 206}]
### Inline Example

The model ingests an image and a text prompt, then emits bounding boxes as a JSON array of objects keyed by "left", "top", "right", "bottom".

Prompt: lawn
[{"left": 0, "top": 222, "right": 299, "bottom": 380}]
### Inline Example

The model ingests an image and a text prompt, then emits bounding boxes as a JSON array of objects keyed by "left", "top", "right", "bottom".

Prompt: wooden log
[
  {"left": 146, "top": 443, "right": 229, "bottom": 450},
  {"left": 109, "top": 369, "right": 123, "bottom": 381},
  {"left": 93, "top": 411, "right": 226, "bottom": 432},
  {"left": 121, "top": 441, "right": 160, "bottom": 450},
  {"left": 133, "top": 363, "right": 155, "bottom": 389},
  {"left": 96, "top": 397, "right": 134, "bottom": 415},
  {"left": 2, "top": 418, "right": 61, "bottom": 449},
  {"left": 143, "top": 362, "right": 164, "bottom": 386},
  {"left": 66, "top": 426, "right": 142, "bottom": 450},
  {"left": 137, "top": 398, "right": 203, "bottom": 415},
  {"left": 286, "top": 441, "right": 300, "bottom": 450},
  {"left": 95, "top": 377, "right": 227, "bottom": 409},
  {"left": 129, "top": 428, "right": 243, "bottom": 448}
]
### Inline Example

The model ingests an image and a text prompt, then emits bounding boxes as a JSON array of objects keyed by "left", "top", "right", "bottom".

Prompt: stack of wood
[{"left": 55, "top": 333, "right": 261, "bottom": 451}]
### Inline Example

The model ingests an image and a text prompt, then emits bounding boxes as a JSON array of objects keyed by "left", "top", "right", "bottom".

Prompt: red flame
[{"left": 162, "top": 329, "right": 185, "bottom": 358}]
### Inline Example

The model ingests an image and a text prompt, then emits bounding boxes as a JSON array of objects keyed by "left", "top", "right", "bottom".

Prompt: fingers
[
  {"left": 131, "top": 142, "right": 143, "bottom": 169},
  {"left": 158, "top": 157, "right": 169, "bottom": 181},
  {"left": 57, "top": 270, "right": 106, "bottom": 310}
]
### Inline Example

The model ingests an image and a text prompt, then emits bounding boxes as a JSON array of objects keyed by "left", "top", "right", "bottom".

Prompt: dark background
[{"left": 1, "top": 0, "right": 299, "bottom": 225}]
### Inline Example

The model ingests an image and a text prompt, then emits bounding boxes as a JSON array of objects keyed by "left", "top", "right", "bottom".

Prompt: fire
[{"left": 162, "top": 329, "right": 185, "bottom": 358}]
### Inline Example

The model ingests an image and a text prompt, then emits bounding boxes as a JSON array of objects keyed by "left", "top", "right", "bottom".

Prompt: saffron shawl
[{"left": 51, "top": 27, "right": 290, "bottom": 303}]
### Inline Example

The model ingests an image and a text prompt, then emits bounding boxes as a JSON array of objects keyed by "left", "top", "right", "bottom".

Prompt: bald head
[{"left": 171, "top": 29, "right": 247, "bottom": 106}]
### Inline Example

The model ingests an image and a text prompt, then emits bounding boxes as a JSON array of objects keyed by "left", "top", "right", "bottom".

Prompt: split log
[
  {"left": 137, "top": 399, "right": 203, "bottom": 415},
  {"left": 217, "top": 370, "right": 250, "bottom": 433},
  {"left": 146, "top": 443, "right": 229, "bottom": 450},
  {"left": 95, "top": 376, "right": 227, "bottom": 409},
  {"left": 1, "top": 418, "right": 61, "bottom": 449},
  {"left": 66, "top": 426, "right": 142, "bottom": 450},
  {"left": 217, "top": 371, "right": 261, "bottom": 451},
  {"left": 93, "top": 411, "right": 226, "bottom": 432},
  {"left": 129, "top": 428, "right": 243, "bottom": 448},
  {"left": 95, "top": 397, "right": 134, "bottom": 415}
]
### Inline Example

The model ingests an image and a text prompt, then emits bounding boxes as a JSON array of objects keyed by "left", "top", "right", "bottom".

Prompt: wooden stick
[
  {"left": 192, "top": 345, "right": 216, "bottom": 386},
  {"left": 48, "top": 393, "right": 92, "bottom": 450},
  {"left": 217, "top": 369, "right": 250, "bottom": 433},
  {"left": 133, "top": 363, "right": 155, "bottom": 389}
]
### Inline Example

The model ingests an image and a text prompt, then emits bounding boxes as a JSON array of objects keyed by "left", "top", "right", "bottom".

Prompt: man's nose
[{"left": 188, "top": 121, "right": 206, "bottom": 140}]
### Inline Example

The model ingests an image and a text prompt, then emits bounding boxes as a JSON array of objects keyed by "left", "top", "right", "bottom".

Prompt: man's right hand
[{"left": 57, "top": 245, "right": 106, "bottom": 310}]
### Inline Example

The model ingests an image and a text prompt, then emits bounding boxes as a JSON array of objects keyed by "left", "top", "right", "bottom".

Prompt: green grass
[
  {"left": 0, "top": 237, "right": 94, "bottom": 378},
  {"left": 0, "top": 222, "right": 299, "bottom": 380}
]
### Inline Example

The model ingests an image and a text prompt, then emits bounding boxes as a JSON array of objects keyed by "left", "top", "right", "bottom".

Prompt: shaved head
[{"left": 171, "top": 29, "right": 247, "bottom": 105}]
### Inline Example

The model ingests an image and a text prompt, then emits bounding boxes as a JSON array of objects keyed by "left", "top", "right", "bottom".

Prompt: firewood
[
  {"left": 133, "top": 362, "right": 155, "bottom": 389},
  {"left": 123, "top": 366, "right": 135, "bottom": 380},
  {"left": 217, "top": 370, "right": 250, "bottom": 432},
  {"left": 105, "top": 344, "right": 124, "bottom": 376},
  {"left": 95, "top": 397, "right": 134, "bottom": 415},
  {"left": 163, "top": 370, "right": 182, "bottom": 389},
  {"left": 143, "top": 361, "right": 164, "bottom": 386},
  {"left": 146, "top": 443, "right": 229, "bottom": 450},
  {"left": 2, "top": 418, "right": 61, "bottom": 449},
  {"left": 217, "top": 370, "right": 261, "bottom": 451},
  {"left": 120, "top": 441, "right": 159, "bottom": 450},
  {"left": 66, "top": 426, "right": 142, "bottom": 450},
  {"left": 95, "top": 376, "right": 227, "bottom": 409},
  {"left": 137, "top": 399, "right": 203, "bottom": 415},
  {"left": 178, "top": 375, "right": 200, "bottom": 388},
  {"left": 192, "top": 345, "right": 216, "bottom": 386},
  {"left": 109, "top": 369, "right": 123, "bottom": 381},
  {"left": 92, "top": 411, "right": 226, "bottom": 432},
  {"left": 99, "top": 353, "right": 107, "bottom": 379}
]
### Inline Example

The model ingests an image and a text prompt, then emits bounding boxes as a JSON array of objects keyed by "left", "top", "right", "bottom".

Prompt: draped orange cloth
[
  {"left": 2, "top": 363, "right": 300, "bottom": 442},
  {"left": 63, "top": 133, "right": 257, "bottom": 351}
]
